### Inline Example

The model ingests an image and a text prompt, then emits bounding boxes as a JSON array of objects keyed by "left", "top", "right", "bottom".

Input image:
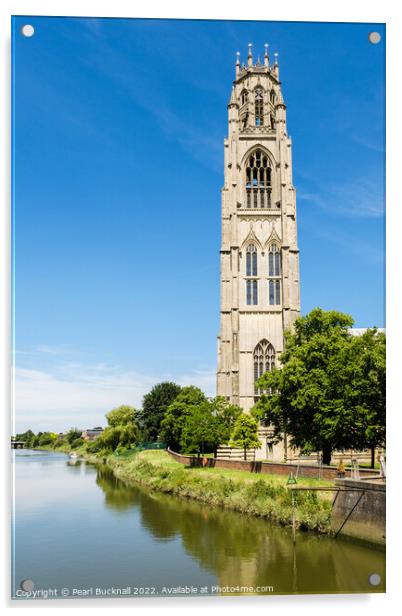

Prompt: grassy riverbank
[
  {"left": 26, "top": 445, "right": 333, "bottom": 532},
  {"left": 107, "top": 450, "right": 333, "bottom": 533}
]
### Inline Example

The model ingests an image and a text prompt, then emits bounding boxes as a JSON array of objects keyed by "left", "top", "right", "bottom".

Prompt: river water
[{"left": 12, "top": 449, "right": 385, "bottom": 600}]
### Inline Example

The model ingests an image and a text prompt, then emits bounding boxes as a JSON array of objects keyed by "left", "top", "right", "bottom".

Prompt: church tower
[{"left": 217, "top": 44, "right": 300, "bottom": 415}]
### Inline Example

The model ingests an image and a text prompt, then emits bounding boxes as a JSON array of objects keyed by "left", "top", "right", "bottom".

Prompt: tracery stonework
[{"left": 216, "top": 44, "right": 300, "bottom": 417}]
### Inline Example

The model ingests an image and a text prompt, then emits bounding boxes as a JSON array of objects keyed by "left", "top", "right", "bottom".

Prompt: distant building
[{"left": 81, "top": 427, "right": 104, "bottom": 441}]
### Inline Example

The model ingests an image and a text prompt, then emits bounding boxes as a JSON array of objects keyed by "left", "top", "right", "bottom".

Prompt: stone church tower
[{"left": 217, "top": 44, "right": 300, "bottom": 418}]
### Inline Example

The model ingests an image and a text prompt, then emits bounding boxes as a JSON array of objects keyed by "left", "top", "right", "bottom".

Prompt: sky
[{"left": 12, "top": 17, "right": 386, "bottom": 433}]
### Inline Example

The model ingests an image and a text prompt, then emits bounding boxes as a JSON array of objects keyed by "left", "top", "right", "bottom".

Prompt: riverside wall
[
  {"left": 330, "top": 478, "right": 386, "bottom": 546},
  {"left": 167, "top": 449, "right": 380, "bottom": 481}
]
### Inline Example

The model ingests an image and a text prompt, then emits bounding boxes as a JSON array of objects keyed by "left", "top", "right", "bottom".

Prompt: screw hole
[
  {"left": 368, "top": 32, "right": 381, "bottom": 44},
  {"left": 21, "top": 24, "right": 35, "bottom": 38}
]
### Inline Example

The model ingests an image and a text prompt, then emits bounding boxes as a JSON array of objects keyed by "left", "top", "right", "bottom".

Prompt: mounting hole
[
  {"left": 368, "top": 573, "right": 381, "bottom": 586},
  {"left": 21, "top": 24, "right": 35, "bottom": 38},
  {"left": 21, "top": 579, "right": 34, "bottom": 591},
  {"left": 368, "top": 32, "right": 381, "bottom": 44}
]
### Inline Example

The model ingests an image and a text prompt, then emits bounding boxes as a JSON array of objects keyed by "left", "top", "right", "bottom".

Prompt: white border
[{"left": 1, "top": 0, "right": 401, "bottom": 613}]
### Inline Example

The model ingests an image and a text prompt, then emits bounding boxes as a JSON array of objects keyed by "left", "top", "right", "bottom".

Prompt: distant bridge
[{"left": 11, "top": 441, "right": 25, "bottom": 449}]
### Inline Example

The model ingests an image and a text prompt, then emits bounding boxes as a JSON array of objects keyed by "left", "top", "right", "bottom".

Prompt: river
[{"left": 12, "top": 449, "right": 385, "bottom": 599}]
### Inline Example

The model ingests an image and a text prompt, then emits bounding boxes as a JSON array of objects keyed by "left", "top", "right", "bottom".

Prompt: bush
[
  {"left": 71, "top": 437, "right": 84, "bottom": 449},
  {"left": 86, "top": 439, "right": 103, "bottom": 453},
  {"left": 53, "top": 437, "right": 67, "bottom": 449},
  {"left": 38, "top": 433, "right": 57, "bottom": 446},
  {"left": 66, "top": 428, "right": 83, "bottom": 445}
]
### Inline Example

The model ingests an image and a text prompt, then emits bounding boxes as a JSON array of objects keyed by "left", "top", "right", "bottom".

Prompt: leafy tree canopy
[
  {"left": 14, "top": 429, "right": 35, "bottom": 444},
  {"left": 230, "top": 414, "right": 261, "bottom": 460},
  {"left": 38, "top": 432, "right": 58, "bottom": 446},
  {"left": 106, "top": 405, "right": 138, "bottom": 428},
  {"left": 254, "top": 308, "right": 385, "bottom": 465},
  {"left": 66, "top": 427, "right": 83, "bottom": 444},
  {"left": 209, "top": 397, "right": 242, "bottom": 445},
  {"left": 160, "top": 386, "right": 206, "bottom": 452},
  {"left": 140, "top": 382, "right": 181, "bottom": 441},
  {"left": 180, "top": 402, "right": 220, "bottom": 456},
  {"left": 179, "top": 396, "right": 241, "bottom": 456}
]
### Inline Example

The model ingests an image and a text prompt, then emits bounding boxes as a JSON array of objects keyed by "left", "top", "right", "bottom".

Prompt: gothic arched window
[
  {"left": 255, "top": 88, "right": 264, "bottom": 126},
  {"left": 241, "top": 89, "right": 249, "bottom": 105},
  {"left": 270, "top": 90, "right": 276, "bottom": 105},
  {"left": 246, "top": 244, "right": 257, "bottom": 276},
  {"left": 245, "top": 149, "right": 272, "bottom": 209},
  {"left": 253, "top": 339, "right": 275, "bottom": 395},
  {"left": 268, "top": 244, "right": 281, "bottom": 305}
]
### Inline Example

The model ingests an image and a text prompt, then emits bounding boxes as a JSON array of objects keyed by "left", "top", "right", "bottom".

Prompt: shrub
[{"left": 71, "top": 437, "right": 84, "bottom": 449}]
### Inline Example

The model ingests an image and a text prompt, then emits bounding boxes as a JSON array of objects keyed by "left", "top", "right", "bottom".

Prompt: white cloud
[
  {"left": 298, "top": 177, "right": 385, "bottom": 219},
  {"left": 176, "top": 369, "right": 215, "bottom": 396},
  {"left": 13, "top": 357, "right": 216, "bottom": 434}
]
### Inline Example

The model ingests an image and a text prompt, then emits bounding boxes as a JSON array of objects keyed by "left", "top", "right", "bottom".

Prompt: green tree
[
  {"left": 211, "top": 397, "right": 242, "bottom": 445},
  {"left": 106, "top": 405, "right": 138, "bottom": 428},
  {"left": 160, "top": 386, "right": 206, "bottom": 452},
  {"left": 180, "top": 397, "right": 242, "bottom": 457},
  {"left": 255, "top": 308, "right": 385, "bottom": 465},
  {"left": 66, "top": 428, "right": 83, "bottom": 445},
  {"left": 31, "top": 435, "right": 41, "bottom": 448},
  {"left": 71, "top": 437, "right": 85, "bottom": 449},
  {"left": 336, "top": 328, "right": 386, "bottom": 467},
  {"left": 15, "top": 429, "right": 35, "bottom": 447},
  {"left": 181, "top": 403, "right": 220, "bottom": 456},
  {"left": 230, "top": 414, "right": 261, "bottom": 460},
  {"left": 89, "top": 405, "right": 141, "bottom": 453},
  {"left": 140, "top": 382, "right": 181, "bottom": 441},
  {"left": 38, "top": 432, "right": 58, "bottom": 447}
]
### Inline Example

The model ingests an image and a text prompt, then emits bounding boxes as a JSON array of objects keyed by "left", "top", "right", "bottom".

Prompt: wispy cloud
[
  {"left": 298, "top": 176, "right": 385, "bottom": 219},
  {"left": 14, "top": 350, "right": 216, "bottom": 433},
  {"left": 69, "top": 21, "right": 223, "bottom": 173},
  {"left": 36, "top": 344, "right": 76, "bottom": 356},
  {"left": 352, "top": 132, "right": 385, "bottom": 153},
  {"left": 301, "top": 221, "right": 384, "bottom": 266}
]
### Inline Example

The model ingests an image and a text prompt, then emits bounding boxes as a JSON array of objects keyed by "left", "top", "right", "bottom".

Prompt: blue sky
[{"left": 12, "top": 17, "right": 385, "bottom": 432}]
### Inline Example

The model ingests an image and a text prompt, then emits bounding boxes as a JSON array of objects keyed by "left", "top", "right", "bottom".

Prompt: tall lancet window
[
  {"left": 268, "top": 244, "right": 281, "bottom": 305},
  {"left": 255, "top": 88, "right": 264, "bottom": 126},
  {"left": 253, "top": 339, "right": 276, "bottom": 395},
  {"left": 245, "top": 149, "right": 272, "bottom": 209},
  {"left": 246, "top": 280, "right": 258, "bottom": 305},
  {"left": 246, "top": 244, "right": 257, "bottom": 276},
  {"left": 246, "top": 244, "right": 258, "bottom": 305}
]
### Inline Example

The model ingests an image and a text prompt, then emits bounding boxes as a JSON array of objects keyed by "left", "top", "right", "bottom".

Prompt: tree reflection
[
  {"left": 94, "top": 464, "right": 385, "bottom": 593},
  {"left": 95, "top": 465, "right": 140, "bottom": 511}
]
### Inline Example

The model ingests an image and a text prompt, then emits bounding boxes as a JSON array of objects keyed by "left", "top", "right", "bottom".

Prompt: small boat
[{"left": 69, "top": 452, "right": 79, "bottom": 459}]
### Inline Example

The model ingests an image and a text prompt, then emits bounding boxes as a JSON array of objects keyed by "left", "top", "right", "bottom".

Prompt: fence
[{"left": 167, "top": 449, "right": 381, "bottom": 481}]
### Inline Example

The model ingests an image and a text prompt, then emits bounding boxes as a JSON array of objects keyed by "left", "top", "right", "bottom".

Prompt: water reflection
[{"left": 94, "top": 464, "right": 385, "bottom": 594}]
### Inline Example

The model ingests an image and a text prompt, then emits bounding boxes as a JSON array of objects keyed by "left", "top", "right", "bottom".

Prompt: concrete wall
[{"left": 331, "top": 479, "right": 386, "bottom": 546}]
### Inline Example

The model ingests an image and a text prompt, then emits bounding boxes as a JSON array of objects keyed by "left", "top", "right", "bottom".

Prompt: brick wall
[{"left": 167, "top": 449, "right": 379, "bottom": 481}]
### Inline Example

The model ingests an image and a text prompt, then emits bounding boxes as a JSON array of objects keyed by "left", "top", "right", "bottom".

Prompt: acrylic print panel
[{"left": 11, "top": 16, "right": 386, "bottom": 600}]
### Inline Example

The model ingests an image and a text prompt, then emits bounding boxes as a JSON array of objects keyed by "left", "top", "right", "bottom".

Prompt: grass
[
  {"left": 27, "top": 445, "right": 334, "bottom": 533},
  {"left": 108, "top": 450, "right": 334, "bottom": 533}
]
